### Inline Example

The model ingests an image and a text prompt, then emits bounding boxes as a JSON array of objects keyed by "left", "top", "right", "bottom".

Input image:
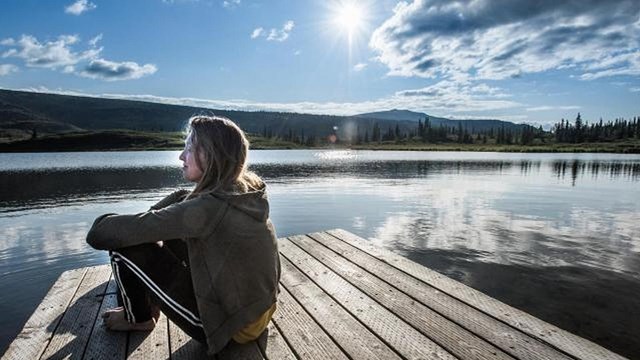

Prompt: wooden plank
[
  {"left": 287, "top": 235, "right": 514, "bottom": 360},
  {"left": 255, "top": 322, "right": 296, "bottom": 360},
  {"left": 217, "top": 341, "right": 264, "bottom": 360},
  {"left": 40, "top": 265, "right": 111, "bottom": 360},
  {"left": 271, "top": 285, "right": 348, "bottom": 360},
  {"left": 279, "top": 256, "right": 401, "bottom": 360},
  {"left": 2, "top": 267, "right": 87, "bottom": 360},
  {"left": 279, "top": 238, "right": 456, "bottom": 360},
  {"left": 168, "top": 320, "right": 208, "bottom": 359},
  {"left": 126, "top": 313, "right": 169, "bottom": 360},
  {"left": 83, "top": 277, "right": 127, "bottom": 360},
  {"left": 309, "top": 231, "right": 573, "bottom": 360},
  {"left": 328, "top": 228, "right": 628, "bottom": 360}
]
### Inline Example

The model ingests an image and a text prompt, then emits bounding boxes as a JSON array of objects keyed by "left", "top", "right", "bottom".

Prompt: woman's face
[{"left": 179, "top": 133, "right": 204, "bottom": 182}]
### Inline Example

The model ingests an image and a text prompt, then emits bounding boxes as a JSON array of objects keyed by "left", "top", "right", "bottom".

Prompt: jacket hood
[{"left": 212, "top": 186, "right": 269, "bottom": 222}]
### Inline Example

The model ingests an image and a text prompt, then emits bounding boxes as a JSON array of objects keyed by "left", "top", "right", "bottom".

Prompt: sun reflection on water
[{"left": 314, "top": 150, "right": 358, "bottom": 161}]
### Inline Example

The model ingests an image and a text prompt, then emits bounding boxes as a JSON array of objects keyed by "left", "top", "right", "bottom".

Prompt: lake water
[{"left": 1, "top": 150, "right": 639, "bottom": 358}]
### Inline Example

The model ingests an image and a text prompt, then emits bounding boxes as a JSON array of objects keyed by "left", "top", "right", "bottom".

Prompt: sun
[
  {"left": 334, "top": 2, "right": 364, "bottom": 36},
  {"left": 323, "top": 0, "right": 370, "bottom": 65}
]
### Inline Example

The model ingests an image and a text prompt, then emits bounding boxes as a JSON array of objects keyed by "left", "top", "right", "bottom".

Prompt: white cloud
[
  {"left": 250, "top": 28, "right": 264, "bottom": 39},
  {"left": 80, "top": 59, "right": 157, "bottom": 81},
  {"left": 394, "top": 80, "right": 520, "bottom": 113},
  {"left": 1, "top": 38, "right": 15, "bottom": 46},
  {"left": 370, "top": 0, "right": 640, "bottom": 81},
  {"left": 88, "top": 34, "right": 103, "bottom": 47},
  {"left": 2, "top": 34, "right": 156, "bottom": 81},
  {"left": 65, "top": 0, "right": 97, "bottom": 15},
  {"left": 294, "top": 50, "right": 301, "bottom": 56},
  {"left": 526, "top": 106, "right": 581, "bottom": 112},
  {"left": 0, "top": 64, "right": 19, "bottom": 76},
  {"left": 353, "top": 63, "right": 367, "bottom": 72},
  {"left": 630, "top": 87, "right": 640, "bottom": 92},
  {"left": 2, "top": 35, "right": 100, "bottom": 69},
  {"left": 267, "top": 21, "right": 295, "bottom": 42},
  {"left": 252, "top": 21, "right": 295, "bottom": 42},
  {"left": 222, "top": 0, "right": 240, "bottom": 8}
]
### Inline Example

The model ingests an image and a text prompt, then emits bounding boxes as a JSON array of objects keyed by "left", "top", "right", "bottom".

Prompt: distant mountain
[
  {"left": 0, "top": 89, "right": 528, "bottom": 142},
  {"left": 355, "top": 109, "right": 437, "bottom": 122},
  {"left": 355, "top": 109, "right": 528, "bottom": 133}
]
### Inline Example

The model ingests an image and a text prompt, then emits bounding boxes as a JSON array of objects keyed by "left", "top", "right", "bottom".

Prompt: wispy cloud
[
  {"left": 252, "top": 21, "right": 295, "bottom": 42},
  {"left": 222, "top": 0, "right": 240, "bottom": 8},
  {"left": 88, "top": 34, "right": 103, "bottom": 47},
  {"left": 250, "top": 28, "right": 264, "bottom": 39},
  {"left": 0, "top": 64, "right": 18, "bottom": 76},
  {"left": 394, "top": 80, "right": 520, "bottom": 113},
  {"left": 353, "top": 63, "right": 367, "bottom": 72},
  {"left": 370, "top": 0, "right": 640, "bottom": 82},
  {"left": 267, "top": 20, "right": 294, "bottom": 42},
  {"left": 580, "top": 52, "right": 640, "bottom": 80},
  {"left": 65, "top": 0, "right": 96, "bottom": 15},
  {"left": 630, "top": 87, "right": 640, "bottom": 92},
  {"left": 1, "top": 34, "right": 156, "bottom": 81},
  {"left": 526, "top": 105, "right": 581, "bottom": 112}
]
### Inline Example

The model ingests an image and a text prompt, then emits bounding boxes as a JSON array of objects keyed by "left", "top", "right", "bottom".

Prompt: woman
[{"left": 86, "top": 115, "right": 280, "bottom": 355}]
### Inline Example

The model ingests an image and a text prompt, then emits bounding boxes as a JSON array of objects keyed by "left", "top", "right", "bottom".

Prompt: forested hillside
[{"left": 0, "top": 89, "right": 525, "bottom": 143}]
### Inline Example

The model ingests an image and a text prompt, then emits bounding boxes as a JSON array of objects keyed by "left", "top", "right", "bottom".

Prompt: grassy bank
[
  {"left": 349, "top": 140, "right": 640, "bottom": 153},
  {"left": 1, "top": 130, "right": 639, "bottom": 153},
  {"left": 0, "top": 130, "right": 305, "bottom": 152}
]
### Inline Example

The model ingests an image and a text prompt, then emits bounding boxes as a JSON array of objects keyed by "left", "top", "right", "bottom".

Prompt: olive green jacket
[{"left": 86, "top": 186, "right": 280, "bottom": 355}]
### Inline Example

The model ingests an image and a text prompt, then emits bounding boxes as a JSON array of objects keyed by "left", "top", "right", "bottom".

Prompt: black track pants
[{"left": 109, "top": 240, "right": 206, "bottom": 343}]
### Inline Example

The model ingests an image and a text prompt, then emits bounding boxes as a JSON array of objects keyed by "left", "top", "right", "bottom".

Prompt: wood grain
[
  {"left": 280, "top": 237, "right": 455, "bottom": 360},
  {"left": 2, "top": 267, "right": 87, "bottom": 360},
  {"left": 40, "top": 265, "right": 111, "bottom": 360},
  {"left": 328, "top": 228, "right": 628, "bottom": 360}
]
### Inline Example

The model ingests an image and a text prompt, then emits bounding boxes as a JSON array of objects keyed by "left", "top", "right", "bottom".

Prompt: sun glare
[
  {"left": 331, "top": 1, "right": 366, "bottom": 40},
  {"left": 324, "top": 0, "right": 370, "bottom": 70},
  {"left": 335, "top": 2, "right": 364, "bottom": 35}
]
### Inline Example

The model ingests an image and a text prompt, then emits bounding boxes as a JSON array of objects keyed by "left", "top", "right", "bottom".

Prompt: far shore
[{"left": 1, "top": 130, "right": 639, "bottom": 154}]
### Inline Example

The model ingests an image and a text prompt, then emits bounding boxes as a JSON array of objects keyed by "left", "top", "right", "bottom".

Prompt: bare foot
[
  {"left": 103, "top": 308, "right": 156, "bottom": 331},
  {"left": 150, "top": 305, "right": 160, "bottom": 322},
  {"left": 101, "top": 306, "right": 123, "bottom": 318}
]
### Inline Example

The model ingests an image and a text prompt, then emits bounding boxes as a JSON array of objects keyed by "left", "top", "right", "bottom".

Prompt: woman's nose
[{"left": 179, "top": 150, "right": 185, "bottom": 161}]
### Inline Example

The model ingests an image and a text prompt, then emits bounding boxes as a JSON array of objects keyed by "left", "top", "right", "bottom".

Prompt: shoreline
[
  {"left": 1, "top": 130, "right": 639, "bottom": 154},
  {"left": 2, "top": 143, "right": 639, "bottom": 154}
]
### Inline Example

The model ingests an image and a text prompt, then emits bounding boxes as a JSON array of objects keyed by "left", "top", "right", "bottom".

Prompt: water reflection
[
  {"left": 0, "top": 167, "right": 185, "bottom": 213},
  {"left": 551, "top": 160, "right": 640, "bottom": 185},
  {"left": 3, "top": 158, "right": 638, "bottom": 214},
  {"left": 1, "top": 151, "right": 640, "bottom": 358}
]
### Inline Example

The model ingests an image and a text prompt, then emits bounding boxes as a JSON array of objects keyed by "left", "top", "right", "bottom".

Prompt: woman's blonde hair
[{"left": 185, "top": 115, "right": 263, "bottom": 197}]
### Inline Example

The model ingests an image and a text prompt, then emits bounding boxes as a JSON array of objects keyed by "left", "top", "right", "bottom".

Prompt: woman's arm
[
  {"left": 86, "top": 195, "right": 228, "bottom": 250},
  {"left": 149, "top": 189, "right": 190, "bottom": 210}
]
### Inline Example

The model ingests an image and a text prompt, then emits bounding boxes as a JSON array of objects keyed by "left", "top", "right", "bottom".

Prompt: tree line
[
  {"left": 554, "top": 113, "right": 640, "bottom": 143},
  {"left": 261, "top": 117, "right": 545, "bottom": 146}
]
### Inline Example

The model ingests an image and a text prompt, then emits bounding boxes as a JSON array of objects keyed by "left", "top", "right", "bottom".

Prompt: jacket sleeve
[
  {"left": 149, "top": 189, "right": 191, "bottom": 210},
  {"left": 86, "top": 195, "right": 228, "bottom": 250}
]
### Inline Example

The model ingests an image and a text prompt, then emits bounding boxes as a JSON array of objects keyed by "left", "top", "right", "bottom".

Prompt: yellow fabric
[{"left": 232, "top": 303, "right": 277, "bottom": 344}]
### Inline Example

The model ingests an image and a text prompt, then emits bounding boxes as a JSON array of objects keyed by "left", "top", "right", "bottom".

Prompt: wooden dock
[{"left": 2, "top": 229, "right": 627, "bottom": 360}]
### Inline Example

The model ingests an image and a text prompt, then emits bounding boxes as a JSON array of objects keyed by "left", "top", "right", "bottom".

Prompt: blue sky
[{"left": 0, "top": 0, "right": 639, "bottom": 128}]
